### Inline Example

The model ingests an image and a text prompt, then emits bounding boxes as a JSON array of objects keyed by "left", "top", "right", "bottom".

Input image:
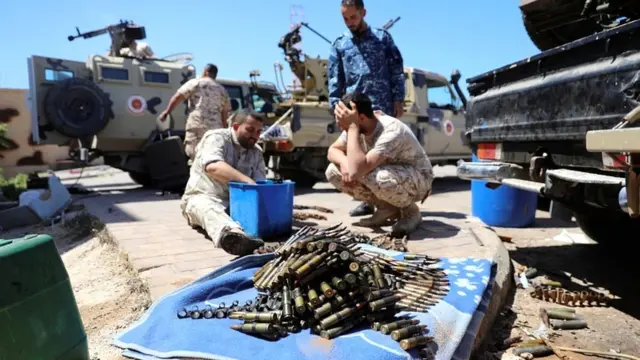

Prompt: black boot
[
  {"left": 219, "top": 230, "right": 264, "bottom": 256},
  {"left": 349, "top": 202, "right": 375, "bottom": 217}
]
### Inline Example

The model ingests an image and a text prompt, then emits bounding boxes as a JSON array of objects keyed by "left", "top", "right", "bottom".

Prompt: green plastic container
[{"left": 0, "top": 234, "right": 89, "bottom": 360}]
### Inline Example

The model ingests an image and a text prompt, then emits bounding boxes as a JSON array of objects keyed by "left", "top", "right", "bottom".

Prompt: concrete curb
[{"left": 469, "top": 224, "right": 514, "bottom": 353}]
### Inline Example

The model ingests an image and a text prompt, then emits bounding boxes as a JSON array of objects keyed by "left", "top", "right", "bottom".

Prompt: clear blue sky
[{"left": 1, "top": 0, "right": 539, "bottom": 95}]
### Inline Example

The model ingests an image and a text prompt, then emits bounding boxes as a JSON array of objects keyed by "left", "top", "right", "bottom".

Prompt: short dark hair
[
  {"left": 341, "top": 92, "right": 374, "bottom": 118},
  {"left": 341, "top": 0, "right": 364, "bottom": 9},
  {"left": 204, "top": 63, "right": 218, "bottom": 78},
  {"left": 234, "top": 109, "right": 266, "bottom": 125}
]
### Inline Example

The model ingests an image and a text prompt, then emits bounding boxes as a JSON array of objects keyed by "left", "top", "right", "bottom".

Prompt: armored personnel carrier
[
  {"left": 26, "top": 20, "right": 282, "bottom": 189},
  {"left": 259, "top": 20, "right": 472, "bottom": 186}
]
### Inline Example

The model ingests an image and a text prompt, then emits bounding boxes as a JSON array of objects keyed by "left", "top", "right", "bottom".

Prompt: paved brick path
[{"left": 69, "top": 167, "right": 509, "bottom": 304}]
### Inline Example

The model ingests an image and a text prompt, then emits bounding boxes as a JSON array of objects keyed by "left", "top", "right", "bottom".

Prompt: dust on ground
[
  {"left": 1, "top": 211, "right": 151, "bottom": 360},
  {"left": 475, "top": 213, "right": 640, "bottom": 360}
]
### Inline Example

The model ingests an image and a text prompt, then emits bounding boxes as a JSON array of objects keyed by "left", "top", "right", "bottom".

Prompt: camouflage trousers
[
  {"left": 325, "top": 163, "right": 433, "bottom": 209},
  {"left": 181, "top": 194, "right": 242, "bottom": 247},
  {"left": 184, "top": 112, "right": 223, "bottom": 160}
]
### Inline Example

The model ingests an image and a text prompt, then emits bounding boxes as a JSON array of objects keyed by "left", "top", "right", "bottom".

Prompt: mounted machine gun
[{"left": 67, "top": 20, "right": 147, "bottom": 58}]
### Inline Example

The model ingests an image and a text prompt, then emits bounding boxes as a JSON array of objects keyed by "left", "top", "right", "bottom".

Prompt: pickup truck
[{"left": 456, "top": 3, "right": 640, "bottom": 243}]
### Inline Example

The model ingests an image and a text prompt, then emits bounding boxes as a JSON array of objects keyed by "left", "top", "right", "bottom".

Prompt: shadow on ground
[
  {"left": 432, "top": 177, "right": 470, "bottom": 195},
  {"left": 474, "top": 283, "right": 518, "bottom": 358},
  {"left": 510, "top": 243, "right": 640, "bottom": 320},
  {"left": 408, "top": 219, "right": 461, "bottom": 240}
]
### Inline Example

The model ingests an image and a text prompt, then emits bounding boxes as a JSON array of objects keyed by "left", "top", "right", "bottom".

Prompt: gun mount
[
  {"left": 277, "top": 18, "right": 401, "bottom": 102},
  {"left": 67, "top": 20, "right": 147, "bottom": 58}
]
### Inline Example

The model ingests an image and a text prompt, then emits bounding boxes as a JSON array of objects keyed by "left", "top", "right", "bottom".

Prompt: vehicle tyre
[
  {"left": 129, "top": 171, "right": 153, "bottom": 187},
  {"left": 573, "top": 207, "right": 640, "bottom": 244},
  {"left": 43, "top": 78, "right": 114, "bottom": 138}
]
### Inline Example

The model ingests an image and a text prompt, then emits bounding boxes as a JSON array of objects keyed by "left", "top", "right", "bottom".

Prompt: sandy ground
[
  {"left": 1, "top": 210, "right": 151, "bottom": 360},
  {"left": 475, "top": 211, "right": 640, "bottom": 360}
]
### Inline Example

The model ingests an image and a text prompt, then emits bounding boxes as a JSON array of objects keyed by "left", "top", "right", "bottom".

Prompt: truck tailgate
[{"left": 465, "top": 19, "right": 640, "bottom": 144}]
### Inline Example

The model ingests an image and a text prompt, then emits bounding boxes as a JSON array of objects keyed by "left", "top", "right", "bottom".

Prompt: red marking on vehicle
[{"left": 477, "top": 143, "right": 502, "bottom": 160}]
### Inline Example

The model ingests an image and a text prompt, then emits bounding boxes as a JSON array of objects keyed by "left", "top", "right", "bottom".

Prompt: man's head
[
  {"left": 341, "top": 0, "right": 367, "bottom": 34},
  {"left": 232, "top": 110, "right": 265, "bottom": 149},
  {"left": 203, "top": 63, "right": 218, "bottom": 79},
  {"left": 340, "top": 92, "right": 376, "bottom": 133}
]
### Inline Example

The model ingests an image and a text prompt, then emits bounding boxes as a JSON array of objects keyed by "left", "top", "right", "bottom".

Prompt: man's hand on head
[{"left": 334, "top": 100, "right": 358, "bottom": 130}]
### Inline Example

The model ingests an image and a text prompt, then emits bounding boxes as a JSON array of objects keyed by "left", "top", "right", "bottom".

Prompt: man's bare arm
[
  {"left": 346, "top": 124, "right": 386, "bottom": 179},
  {"left": 327, "top": 138, "right": 348, "bottom": 167},
  {"left": 205, "top": 161, "right": 255, "bottom": 184},
  {"left": 159, "top": 93, "right": 186, "bottom": 121}
]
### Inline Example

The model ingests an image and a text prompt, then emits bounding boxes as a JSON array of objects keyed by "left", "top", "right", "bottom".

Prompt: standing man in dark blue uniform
[{"left": 328, "top": 0, "right": 406, "bottom": 217}]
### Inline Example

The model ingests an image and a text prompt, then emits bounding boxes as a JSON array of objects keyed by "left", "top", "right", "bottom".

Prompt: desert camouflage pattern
[
  {"left": 328, "top": 27, "right": 405, "bottom": 115},
  {"left": 119, "top": 41, "right": 154, "bottom": 58},
  {"left": 178, "top": 77, "right": 232, "bottom": 159},
  {"left": 180, "top": 128, "right": 266, "bottom": 245},
  {"left": 326, "top": 115, "right": 434, "bottom": 208}
]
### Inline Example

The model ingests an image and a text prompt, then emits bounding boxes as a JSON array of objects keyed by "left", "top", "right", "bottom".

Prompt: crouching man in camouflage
[
  {"left": 325, "top": 92, "right": 434, "bottom": 235},
  {"left": 180, "top": 110, "right": 266, "bottom": 256}
]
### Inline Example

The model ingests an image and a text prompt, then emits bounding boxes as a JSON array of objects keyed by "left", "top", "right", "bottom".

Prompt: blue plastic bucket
[
  {"left": 470, "top": 155, "right": 538, "bottom": 227},
  {"left": 229, "top": 180, "right": 295, "bottom": 239}
]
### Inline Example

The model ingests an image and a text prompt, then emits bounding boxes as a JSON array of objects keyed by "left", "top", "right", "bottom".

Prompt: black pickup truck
[{"left": 456, "top": 0, "right": 640, "bottom": 243}]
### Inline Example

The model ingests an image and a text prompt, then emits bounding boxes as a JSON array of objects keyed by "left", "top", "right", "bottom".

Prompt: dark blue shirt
[{"left": 328, "top": 27, "right": 405, "bottom": 115}]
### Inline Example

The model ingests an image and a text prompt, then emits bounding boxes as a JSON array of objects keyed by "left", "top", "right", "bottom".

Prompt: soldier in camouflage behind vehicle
[
  {"left": 159, "top": 64, "right": 232, "bottom": 160},
  {"left": 327, "top": 92, "right": 433, "bottom": 236},
  {"left": 328, "top": 0, "right": 406, "bottom": 217},
  {"left": 180, "top": 110, "right": 267, "bottom": 256}
]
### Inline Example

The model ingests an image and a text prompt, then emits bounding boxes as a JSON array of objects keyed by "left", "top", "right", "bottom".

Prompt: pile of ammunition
[
  {"left": 252, "top": 224, "right": 409, "bottom": 255},
  {"left": 178, "top": 224, "right": 450, "bottom": 354},
  {"left": 529, "top": 286, "right": 610, "bottom": 307}
]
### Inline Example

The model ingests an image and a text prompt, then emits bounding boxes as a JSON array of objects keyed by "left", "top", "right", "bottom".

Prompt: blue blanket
[{"left": 114, "top": 245, "right": 495, "bottom": 360}]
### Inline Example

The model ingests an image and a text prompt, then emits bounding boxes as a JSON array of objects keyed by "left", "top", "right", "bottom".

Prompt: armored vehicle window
[
  {"left": 224, "top": 85, "right": 245, "bottom": 111},
  {"left": 427, "top": 83, "right": 460, "bottom": 109},
  {"left": 251, "top": 92, "right": 276, "bottom": 113},
  {"left": 101, "top": 67, "right": 129, "bottom": 81},
  {"left": 45, "top": 69, "right": 73, "bottom": 82},
  {"left": 144, "top": 71, "right": 169, "bottom": 84}
]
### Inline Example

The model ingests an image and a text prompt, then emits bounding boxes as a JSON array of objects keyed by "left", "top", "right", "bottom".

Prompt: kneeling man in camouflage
[
  {"left": 180, "top": 110, "right": 266, "bottom": 256},
  {"left": 325, "top": 92, "right": 434, "bottom": 235}
]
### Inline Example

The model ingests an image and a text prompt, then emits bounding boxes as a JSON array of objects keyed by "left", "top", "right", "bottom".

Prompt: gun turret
[{"left": 67, "top": 20, "right": 147, "bottom": 57}]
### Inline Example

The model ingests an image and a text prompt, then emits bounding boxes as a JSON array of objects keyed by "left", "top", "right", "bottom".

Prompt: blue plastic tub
[
  {"left": 470, "top": 155, "right": 538, "bottom": 228},
  {"left": 229, "top": 180, "right": 295, "bottom": 239}
]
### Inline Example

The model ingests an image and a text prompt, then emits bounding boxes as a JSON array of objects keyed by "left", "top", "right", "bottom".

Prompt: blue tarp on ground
[{"left": 114, "top": 245, "right": 495, "bottom": 360}]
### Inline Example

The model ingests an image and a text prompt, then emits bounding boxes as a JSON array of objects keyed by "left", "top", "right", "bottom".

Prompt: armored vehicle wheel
[
  {"left": 43, "top": 78, "right": 114, "bottom": 138},
  {"left": 573, "top": 207, "right": 640, "bottom": 244},
  {"left": 129, "top": 171, "right": 153, "bottom": 187}
]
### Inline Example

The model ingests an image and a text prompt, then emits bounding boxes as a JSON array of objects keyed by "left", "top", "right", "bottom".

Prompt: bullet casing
[
  {"left": 391, "top": 324, "right": 427, "bottom": 341},
  {"left": 320, "top": 281, "right": 335, "bottom": 298},
  {"left": 231, "top": 323, "right": 275, "bottom": 334},
  {"left": 380, "top": 319, "right": 419, "bottom": 334},
  {"left": 332, "top": 276, "right": 347, "bottom": 291},
  {"left": 400, "top": 335, "right": 433, "bottom": 350}
]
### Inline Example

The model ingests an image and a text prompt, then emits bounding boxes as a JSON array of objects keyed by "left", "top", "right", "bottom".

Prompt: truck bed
[{"left": 465, "top": 19, "right": 640, "bottom": 148}]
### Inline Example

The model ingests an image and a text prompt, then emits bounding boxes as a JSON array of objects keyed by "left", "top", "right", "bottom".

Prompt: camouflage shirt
[
  {"left": 328, "top": 27, "right": 405, "bottom": 115},
  {"left": 119, "top": 41, "right": 154, "bottom": 58},
  {"left": 180, "top": 128, "right": 267, "bottom": 209},
  {"left": 337, "top": 114, "right": 433, "bottom": 179},
  {"left": 178, "top": 77, "right": 232, "bottom": 131}
]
